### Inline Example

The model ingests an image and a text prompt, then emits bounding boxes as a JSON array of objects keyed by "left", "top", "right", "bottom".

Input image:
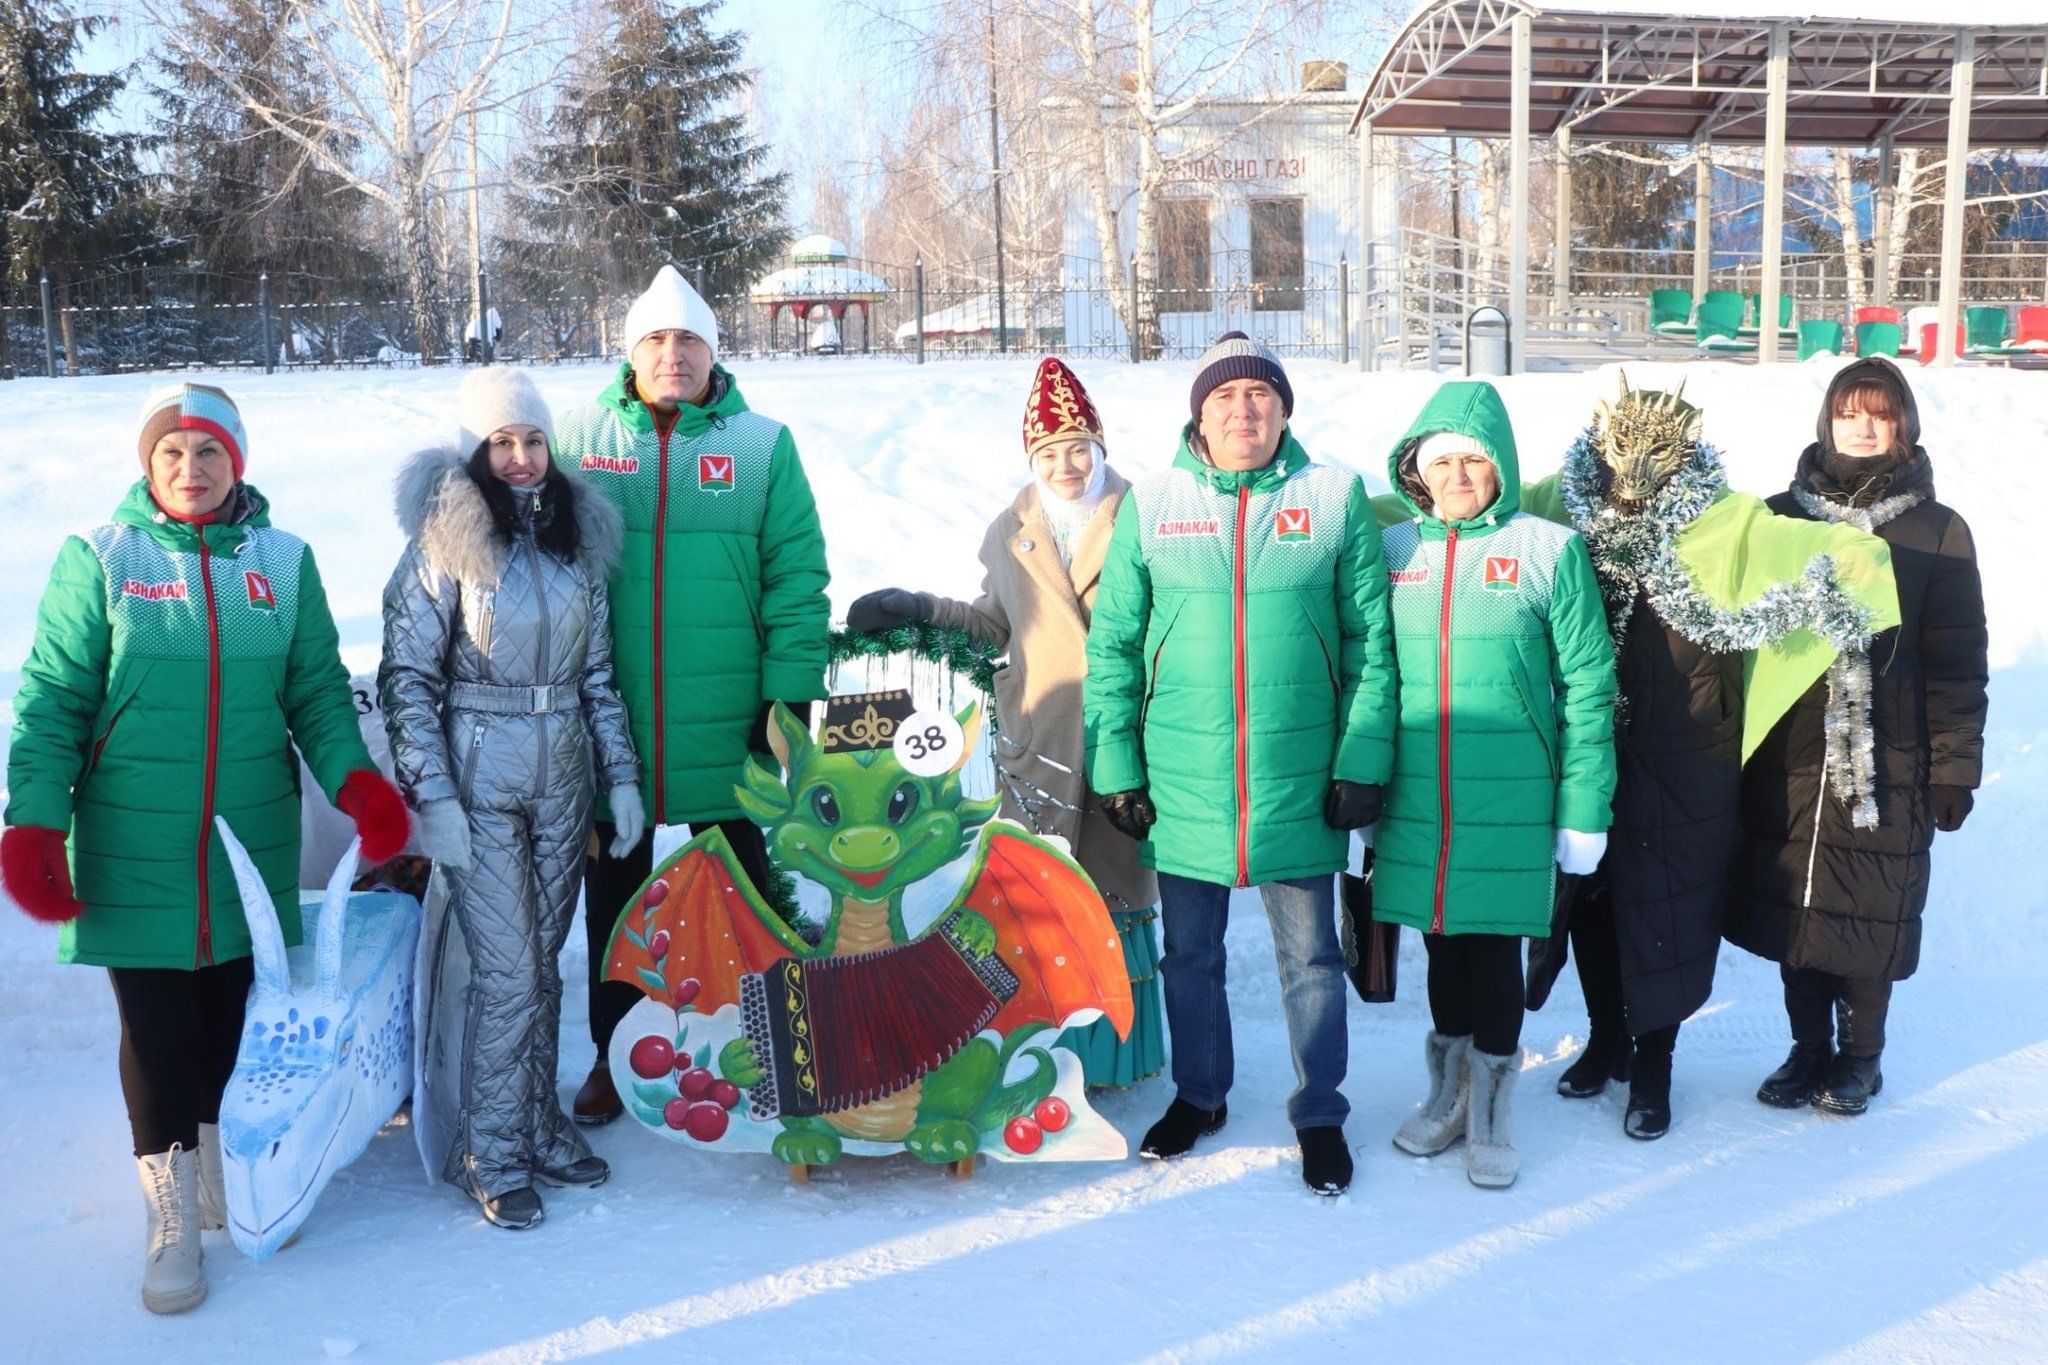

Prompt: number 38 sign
[{"left": 892, "top": 709, "right": 965, "bottom": 777}]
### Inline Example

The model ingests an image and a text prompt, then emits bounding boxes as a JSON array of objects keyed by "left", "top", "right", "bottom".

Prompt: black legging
[
  {"left": 108, "top": 957, "right": 255, "bottom": 1157},
  {"left": 1422, "top": 932, "right": 1525, "bottom": 1057},
  {"left": 1783, "top": 965, "right": 1893, "bottom": 1057},
  {"left": 583, "top": 818, "right": 773, "bottom": 1055}
]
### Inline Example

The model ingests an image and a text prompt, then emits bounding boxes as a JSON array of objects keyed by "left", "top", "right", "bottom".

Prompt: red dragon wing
[
  {"left": 603, "top": 828, "right": 807, "bottom": 1013},
  {"left": 957, "top": 826, "right": 1134, "bottom": 1039}
]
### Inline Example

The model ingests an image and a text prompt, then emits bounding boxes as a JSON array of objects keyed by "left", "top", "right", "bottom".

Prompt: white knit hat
[
  {"left": 624, "top": 265, "right": 720, "bottom": 359},
  {"left": 1416, "top": 430, "right": 1490, "bottom": 465},
  {"left": 457, "top": 367, "right": 554, "bottom": 453}
]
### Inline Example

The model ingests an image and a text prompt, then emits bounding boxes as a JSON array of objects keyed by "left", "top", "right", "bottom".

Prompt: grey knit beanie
[
  {"left": 457, "top": 367, "right": 555, "bottom": 453},
  {"left": 1189, "top": 331, "right": 1293, "bottom": 421}
]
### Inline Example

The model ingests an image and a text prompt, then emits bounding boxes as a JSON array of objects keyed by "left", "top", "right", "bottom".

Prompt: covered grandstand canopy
[{"left": 1351, "top": 0, "right": 2048, "bottom": 367}]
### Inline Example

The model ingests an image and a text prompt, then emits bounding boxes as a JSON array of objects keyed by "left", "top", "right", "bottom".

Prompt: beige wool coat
[{"left": 918, "top": 471, "right": 1155, "bottom": 911}]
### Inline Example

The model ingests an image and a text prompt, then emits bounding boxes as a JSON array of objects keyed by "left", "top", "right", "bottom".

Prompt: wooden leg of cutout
[
  {"left": 950, "top": 1157, "right": 976, "bottom": 1180},
  {"left": 788, "top": 1163, "right": 810, "bottom": 1185}
]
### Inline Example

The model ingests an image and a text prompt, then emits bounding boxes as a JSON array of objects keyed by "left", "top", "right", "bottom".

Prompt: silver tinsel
[{"left": 1560, "top": 428, "right": 1882, "bottom": 828}]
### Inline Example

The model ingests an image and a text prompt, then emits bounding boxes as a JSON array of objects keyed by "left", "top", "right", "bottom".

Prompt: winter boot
[
  {"left": 1139, "top": 1098, "right": 1228, "bottom": 1161},
  {"left": 195, "top": 1122, "right": 227, "bottom": 1232},
  {"left": 1622, "top": 1032, "right": 1675, "bottom": 1141},
  {"left": 1393, "top": 1032, "right": 1471, "bottom": 1156},
  {"left": 478, "top": 1185, "right": 546, "bottom": 1230},
  {"left": 1812, "top": 1052, "right": 1884, "bottom": 1116},
  {"left": 1556, "top": 1034, "right": 1631, "bottom": 1099},
  {"left": 534, "top": 1154, "right": 611, "bottom": 1188},
  {"left": 1756, "top": 1041, "right": 1832, "bottom": 1109},
  {"left": 1465, "top": 1048, "right": 1521, "bottom": 1189},
  {"left": 572, "top": 1062, "right": 622, "bottom": 1126},
  {"left": 1298, "top": 1126, "right": 1353, "bottom": 1196},
  {"left": 137, "top": 1145, "right": 206, "bottom": 1314}
]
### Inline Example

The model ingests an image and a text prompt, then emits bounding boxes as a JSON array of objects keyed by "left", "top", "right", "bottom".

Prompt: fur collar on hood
[{"left": 393, "top": 445, "right": 623, "bottom": 586}]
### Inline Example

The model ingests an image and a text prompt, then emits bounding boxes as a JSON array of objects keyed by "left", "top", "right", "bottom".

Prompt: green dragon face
[{"left": 734, "top": 701, "right": 1001, "bottom": 900}]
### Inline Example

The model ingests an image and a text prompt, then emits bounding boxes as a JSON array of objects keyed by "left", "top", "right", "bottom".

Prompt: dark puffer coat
[
  {"left": 1725, "top": 364, "right": 1987, "bottom": 981},
  {"left": 1599, "top": 592, "right": 1745, "bottom": 1035}
]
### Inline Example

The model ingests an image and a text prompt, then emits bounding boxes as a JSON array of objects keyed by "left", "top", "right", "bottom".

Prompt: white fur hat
[
  {"left": 624, "top": 265, "right": 719, "bottom": 360},
  {"left": 457, "top": 367, "right": 554, "bottom": 453}
]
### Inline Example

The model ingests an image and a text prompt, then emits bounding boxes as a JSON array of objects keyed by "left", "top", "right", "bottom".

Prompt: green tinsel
[{"left": 829, "top": 621, "right": 1003, "bottom": 732}]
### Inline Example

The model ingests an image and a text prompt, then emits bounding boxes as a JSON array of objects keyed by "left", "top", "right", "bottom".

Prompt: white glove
[
  {"left": 1555, "top": 828, "right": 1607, "bottom": 876},
  {"left": 417, "top": 799, "right": 473, "bottom": 871},
  {"left": 608, "top": 783, "right": 646, "bottom": 858}
]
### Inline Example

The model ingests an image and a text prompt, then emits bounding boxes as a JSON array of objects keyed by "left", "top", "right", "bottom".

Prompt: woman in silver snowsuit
[{"left": 380, "top": 369, "right": 643, "bottom": 1229}]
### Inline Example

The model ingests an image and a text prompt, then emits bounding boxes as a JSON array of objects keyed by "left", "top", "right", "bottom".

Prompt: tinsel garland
[
  {"left": 1560, "top": 428, "right": 1881, "bottom": 828},
  {"left": 828, "top": 621, "right": 1003, "bottom": 719},
  {"left": 1791, "top": 486, "right": 1925, "bottom": 533}
]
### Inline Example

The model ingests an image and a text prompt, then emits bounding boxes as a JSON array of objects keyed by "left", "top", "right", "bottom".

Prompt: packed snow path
[{"left": 3, "top": 358, "right": 2044, "bottom": 1360}]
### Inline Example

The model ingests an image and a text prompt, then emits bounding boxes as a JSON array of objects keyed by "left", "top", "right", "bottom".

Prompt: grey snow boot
[
  {"left": 1393, "top": 1032, "right": 1471, "bottom": 1157},
  {"left": 196, "top": 1122, "right": 227, "bottom": 1232},
  {"left": 137, "top": 1145, "right": 206, "bottom": 1314},
  {"left": 1465, "top": 1048, "right": 1521, "bottom": 1189}
]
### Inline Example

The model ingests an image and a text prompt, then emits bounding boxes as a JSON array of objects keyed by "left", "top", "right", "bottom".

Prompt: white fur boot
[
  {"left": 1393, "top": 1032, "right": 1471, "bottom": 1156},
  {"left": 137, "top": 1145, "right": 207, "bottom": 1314},
  {"left": 1466, "top": 1048, "right": 1521, "bottom": 1189}
]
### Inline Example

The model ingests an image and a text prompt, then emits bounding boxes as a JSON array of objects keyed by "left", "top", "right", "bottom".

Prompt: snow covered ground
[{"left": 2, "top": 355, "right": 2045, "bottom": 1361}]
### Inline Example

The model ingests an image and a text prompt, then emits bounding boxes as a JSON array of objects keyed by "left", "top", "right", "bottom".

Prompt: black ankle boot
[
  {"left": 1623, "top": 1043, "right": 1673, "bottom": 1140},
  {"left": 1812, "top": 1052, "right": 1883, "bottom": 1116},
  {"left": 1139, "top": 1098, "right": 1228, "bottom": 1160},
  {"left": 1297, "top": 1126, "right": 1353, "bottom": 1196},
  {"left": 1757, "top": 1041, "right": 1831, "bottom": 1108},
  {"left": 1557, "top": 1036, "right": 1631, "bottom": 1099}
]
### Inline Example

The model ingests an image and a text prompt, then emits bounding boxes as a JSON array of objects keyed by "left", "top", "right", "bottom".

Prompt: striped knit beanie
[
  {"left": 1189, "top": 331, "right": 1293, "bottom": 422},
  {"left": 138, "top": 383, "right": 247, "bottom": 479}
]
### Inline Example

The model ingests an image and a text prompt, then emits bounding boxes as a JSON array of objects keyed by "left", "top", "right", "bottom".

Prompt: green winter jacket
[
  {"left": 554, "top": 365, "right": 830, "bottom": 825},
  {"left": 1084, "top": 427, "right": 1396, "bottom": 887},
  {"left": 6, "top": 481, "right": 371, "bottom": 968},
  {"left": 1374, "top": 383, "right": 1617, "bottom": 936}
]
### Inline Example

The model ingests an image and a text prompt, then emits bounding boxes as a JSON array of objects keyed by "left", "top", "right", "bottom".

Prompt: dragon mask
[{"left": 1593, "top": 373, "right": 1703, "bottom": 511}]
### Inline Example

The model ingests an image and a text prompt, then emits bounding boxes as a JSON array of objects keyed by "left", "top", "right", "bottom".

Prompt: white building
[{"left": 1059, "top": 78, "right": 1361, "bottom": 357}]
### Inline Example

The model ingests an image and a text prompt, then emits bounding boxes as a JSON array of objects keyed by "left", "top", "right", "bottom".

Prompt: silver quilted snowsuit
[{"left": 379, "top": 447, "right": 637, "bottom": 1198}]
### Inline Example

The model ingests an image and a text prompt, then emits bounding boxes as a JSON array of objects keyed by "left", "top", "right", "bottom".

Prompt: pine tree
[
  {"left": 1570, "top": 142, "right": 1694, "bottom": 290},
  {"left": 500, "top": 0, "right": 789, "bottom": 327},
  {"left": 0, "top": 0, "right": 146, "bottom": 374},
  {"left": 147, "top": 0, "right": 381, "bottom": 358}
]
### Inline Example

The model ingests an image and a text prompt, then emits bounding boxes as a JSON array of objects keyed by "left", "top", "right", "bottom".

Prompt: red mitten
[
  {"left": 336, "top": 770, "right": 411, "bottom": 864},
  {"left": 1, "top": 826, "right": 85, "bottom": 923}
]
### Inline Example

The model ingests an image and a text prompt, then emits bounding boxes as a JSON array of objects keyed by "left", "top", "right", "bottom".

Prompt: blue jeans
[{"left": 1156, "top": 871, "right": 1350, "bottom": 1130}]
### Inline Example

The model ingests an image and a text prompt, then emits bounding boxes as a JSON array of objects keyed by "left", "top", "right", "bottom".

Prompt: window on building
[
  {"left": 1250, "top": 197, "right": 1305, "bottom": 311},
  {"left": 1157, "top": 197, "right": 1212, "bottom": 313}
]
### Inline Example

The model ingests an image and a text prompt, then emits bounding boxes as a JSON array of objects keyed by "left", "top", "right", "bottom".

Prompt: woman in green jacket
[
  {"left": 1375, "top": 381, "right": 1617, "bottom": 1189},
  {"left": 2, "top": 384, "right": 407, "bottom": 1313}
]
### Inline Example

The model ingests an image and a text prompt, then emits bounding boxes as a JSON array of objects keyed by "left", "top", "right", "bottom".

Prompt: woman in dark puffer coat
[{"left": 1725, "top": 356, "right": 1987, "bottom": 1116}]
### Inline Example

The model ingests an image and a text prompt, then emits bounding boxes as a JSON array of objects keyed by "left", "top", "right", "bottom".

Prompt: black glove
[
  {"left": 1100, "top": 788, "right": 1157, "bottom": 841},
  {"left": 1323, "top": 780, "right": 1383, "bottom": 831},
  {"left": 847, "top": 588, "right": 927, "bottom": 633},
  {"left": 1931, "top": 784, "right": 1973, "bottom": 833},
  {"left": 749, "top": 700, "right": 813, "bottom": 756}
]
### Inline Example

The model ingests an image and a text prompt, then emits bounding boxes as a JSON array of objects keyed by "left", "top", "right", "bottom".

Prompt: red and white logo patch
[
  {"left": 698, "top": 454, "right": 735, "bottom": 491},
  {"left": 122, "top": 579, "right": 187, "bottom": 602},
  {"left": 244, "top": 571, "right": 276, "bottom": 612},
  {"left": 1482, "top": 555, "right": 1521, "bottom": 591},
  {"left": 1273, "top": 508, "right": 1312, "bottom": 543},
  {"left": 1155, "top": 519, "right": 1220, "bottom": 538}
]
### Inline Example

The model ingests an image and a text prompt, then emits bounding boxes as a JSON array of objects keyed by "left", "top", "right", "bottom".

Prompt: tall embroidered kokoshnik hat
[
  {"left": 1022, "top": 356, "right": 1105, "bottom": 460},
  {"left": 818, "top": 690, "right": 918, "bottom": 755}
]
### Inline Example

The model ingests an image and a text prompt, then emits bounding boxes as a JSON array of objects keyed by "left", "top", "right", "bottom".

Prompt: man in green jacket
[
  {"left": 1085, "top": 333, "right": 1396, "bottom": 1194},
  {"left": 553, "top": 266, "right": 831, "bottom": 1122}
]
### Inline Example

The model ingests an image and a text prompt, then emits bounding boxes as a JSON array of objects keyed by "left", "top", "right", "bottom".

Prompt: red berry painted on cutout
[
  {"left": 648, "top": 929, "right": 671, "bottom": 958},
  {"left": 672, "top": 978, "right": 702, "bottom": 1008},
  {"left": 678, "top": 1066, "right": 715, "bottom": 1100},
  {"left": 709, "top": 1079, "right": 741, "bottom": 1110},
  {"left": 628, "top": 1035, "right": 676, "bottom": 1079},
  {"left": 1003, "top": 1116, "right": 1044, "bottom": 1155},
  {"left": 643, "top": 879, "right": 670, "bottom": 908},
  {"left": 662, "top": 1098, "right": 691, "bottom": 1130},
  {"left": 684, "top": 1101, "right": 729, "bottom": 1142},
  {"left": 1034, "top": 1097, "right": 1071, "bottom": 1133}
]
